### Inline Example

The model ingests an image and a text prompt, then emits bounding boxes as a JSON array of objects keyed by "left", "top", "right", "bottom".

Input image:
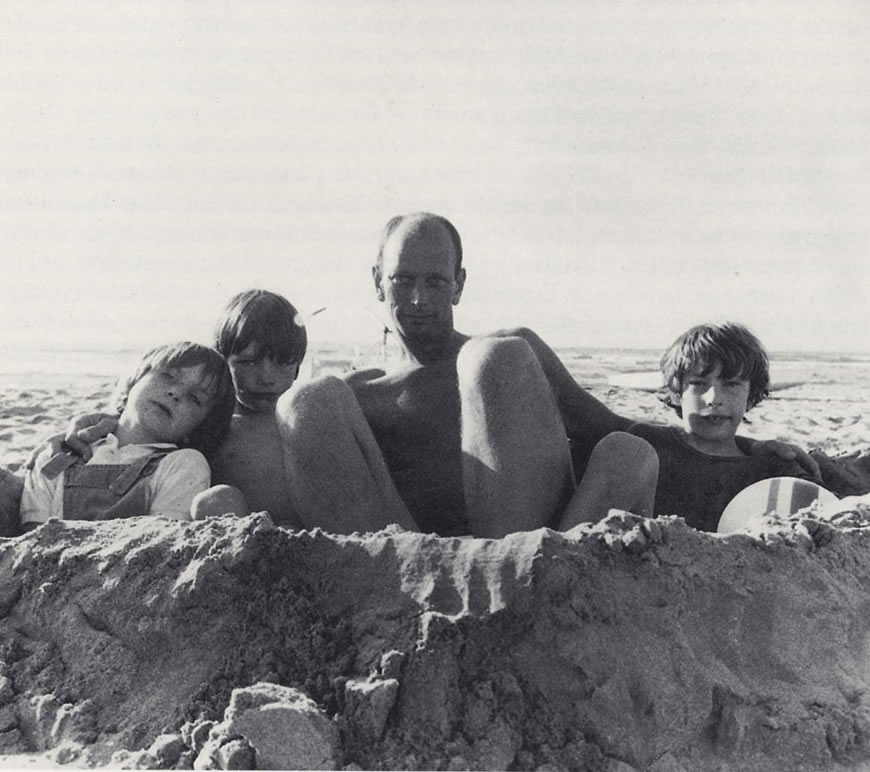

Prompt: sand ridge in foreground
[
  {"left": 2, "top": 357, "right": 870, "bottom": 769},
  {"left": 4, "top": 509, "right": 870, "bottom": 769}
]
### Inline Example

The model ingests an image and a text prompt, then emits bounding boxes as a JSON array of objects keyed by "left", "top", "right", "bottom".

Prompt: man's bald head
[{"left": 375, "top": 213, "right": 464, "bottom": 278}]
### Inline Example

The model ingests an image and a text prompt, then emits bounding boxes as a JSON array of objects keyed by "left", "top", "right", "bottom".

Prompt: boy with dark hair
[
  {"left": 628, "top": 322, "right": 809, "bottom": 532},
  {"left": 214, "top": 289, "right": 308, "bottom": 413},
  {"left": 206, "top": 289, "right": 308, "bottom": 525},
  {"left": 34, "top": 290, "right": 310, "bottom": 527}
]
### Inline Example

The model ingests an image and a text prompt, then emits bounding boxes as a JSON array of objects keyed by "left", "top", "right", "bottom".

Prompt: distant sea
[{"left": 1, "top": 342, "right": 868, "bottom": 392}]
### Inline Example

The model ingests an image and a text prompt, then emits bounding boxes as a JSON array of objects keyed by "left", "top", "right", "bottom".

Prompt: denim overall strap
[{"left": 59, "top": 452, "right": 170, "bottom": 521}]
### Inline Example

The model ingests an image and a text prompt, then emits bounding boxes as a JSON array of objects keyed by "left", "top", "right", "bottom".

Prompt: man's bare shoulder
[{"left": 485, "top": 326, "right": 538, "bottom": 342}]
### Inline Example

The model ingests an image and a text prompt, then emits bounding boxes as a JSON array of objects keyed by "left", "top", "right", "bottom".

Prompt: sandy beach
[
  {"left": 2, "top": 347, "right": 870, "bottom": 769},
  {"left": 2, "top": 348, "right": 868, "bottom": 474}
]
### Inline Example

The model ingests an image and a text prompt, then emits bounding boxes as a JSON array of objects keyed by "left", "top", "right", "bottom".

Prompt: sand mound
[{"left": 4, "top": 504, "right": 870, "bottom": 770}]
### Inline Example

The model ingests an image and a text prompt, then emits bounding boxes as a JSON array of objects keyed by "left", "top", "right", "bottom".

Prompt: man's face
[{"left": 373, "top": 219, "right": 466, "bottom": 345}]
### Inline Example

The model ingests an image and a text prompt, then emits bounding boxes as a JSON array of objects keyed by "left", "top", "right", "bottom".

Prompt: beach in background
[{"left": 1, "top": 343, "right": 868, "bottom": 473}]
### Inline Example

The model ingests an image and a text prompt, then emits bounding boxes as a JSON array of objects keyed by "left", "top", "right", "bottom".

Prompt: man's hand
[
  {"left": 63, "top": 413, "right": 118, "bottom": 459},
  {"left": 748, "top": 438, "right": 822, "bottom": 482},
  {"left": 24, "top": 412, "right": 118, "bottom": 470}
]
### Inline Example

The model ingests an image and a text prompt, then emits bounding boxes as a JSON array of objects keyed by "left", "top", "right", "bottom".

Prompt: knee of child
[{"left": 191, "top": 485, "right": 250, "bottom": 520}]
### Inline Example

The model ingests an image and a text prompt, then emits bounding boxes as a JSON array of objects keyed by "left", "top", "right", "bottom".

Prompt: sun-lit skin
[
  {"left": 373, "top": 216, "right": 467, "bottom": 364},
  {"left": 115, "top": 364, "right": 217, "bottom": 446},
  {"left": 679, "top": 362, "right": 752, "bottom": 457},
  {"left": 205, "top": 344, "right": 301, "bottom": 526},
  {"left": 227, "top": 343, "right": 299, "bottom": 415}
]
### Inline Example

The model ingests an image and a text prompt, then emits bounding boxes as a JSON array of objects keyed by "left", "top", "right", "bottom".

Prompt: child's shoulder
[{"left": 160, "top": 447, "right": 210, "bottom": 475}]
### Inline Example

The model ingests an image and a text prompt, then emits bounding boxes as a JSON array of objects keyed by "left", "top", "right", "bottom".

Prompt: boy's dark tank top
[{"left": 628, "top": 423, "right": 808, "bottom": 532}]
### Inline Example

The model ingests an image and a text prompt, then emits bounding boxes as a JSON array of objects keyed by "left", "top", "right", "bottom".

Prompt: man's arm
[
  {"left": 25, "top": 413, "right": 118, "bottom": 469},
  {"left": 736, "top": 436, "right": 822, "bottom": 482}
]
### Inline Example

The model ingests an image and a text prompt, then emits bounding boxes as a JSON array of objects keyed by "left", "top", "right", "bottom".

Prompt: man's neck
[{"left": 396, "top": 329, "right": 469, "bottom": 366}]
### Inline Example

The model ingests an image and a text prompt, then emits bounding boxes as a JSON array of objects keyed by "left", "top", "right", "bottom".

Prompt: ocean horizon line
[
  {"left": 3, "top": 340, "right": 870, "bottom": 358},
  {"left": 0, "top": 342, "right": 868, "bottom": 383}
]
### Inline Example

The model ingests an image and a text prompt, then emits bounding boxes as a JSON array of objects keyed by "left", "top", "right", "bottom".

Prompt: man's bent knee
[
  {"left": 457, "top": 336, "right": 538, "bottom": 388},
  {"left": 277, "top": 375, "right": 353, "bottom": 416},
  {"left": 276, "top": 375, "right": 363, "bottom": 438},
  {"left": 589, "top": 432, "right": 658, "bottom": 478}
]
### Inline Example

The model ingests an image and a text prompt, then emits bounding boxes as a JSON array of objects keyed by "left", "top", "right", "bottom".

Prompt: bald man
[{"left": 278, "top": 212, "right": 654, "bottom": 537}]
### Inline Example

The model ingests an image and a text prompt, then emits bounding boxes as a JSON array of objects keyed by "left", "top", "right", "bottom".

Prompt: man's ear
[
  {"left": 452, "top": 268, "right": 466, "bottom": 305},
  {"left": 372, "top": 265, "right": 385, "bottom": 301}
]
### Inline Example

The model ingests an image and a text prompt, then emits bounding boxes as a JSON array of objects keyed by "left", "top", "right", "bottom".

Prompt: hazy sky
[{"left": 2, "top": 1, "right": 868, "bottom": 354}]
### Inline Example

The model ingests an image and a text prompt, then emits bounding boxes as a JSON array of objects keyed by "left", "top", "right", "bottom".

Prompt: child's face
[
  {"left": 680, "top": 361, "right": 751, "bottom": 456},
  {"left": 121, "top": 364, "right": 217, "bottom": 445},
  {"left": 227, "top": 344, "right": 299, "bottom": 413}
]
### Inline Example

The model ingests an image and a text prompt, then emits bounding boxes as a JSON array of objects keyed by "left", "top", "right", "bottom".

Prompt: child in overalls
[
  {"left": 19, "top": 342, "right": 235, "bottom": 530},
  {"left": 49, "top": 290, "right": 310, "bottom": 526}
]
